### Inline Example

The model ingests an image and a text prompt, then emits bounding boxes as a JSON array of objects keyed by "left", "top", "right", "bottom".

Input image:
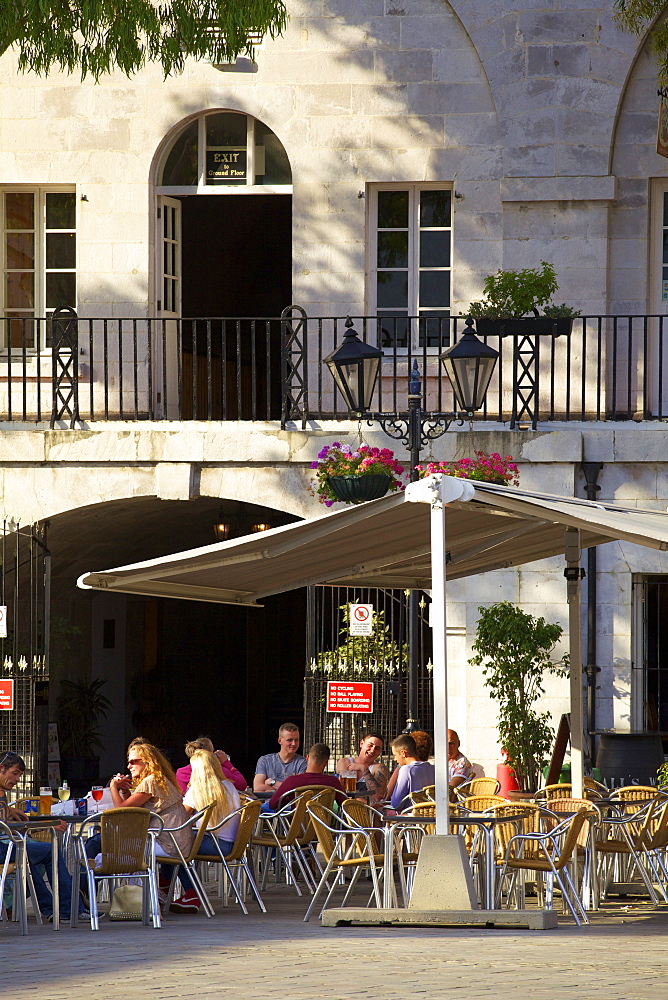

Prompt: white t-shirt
[{"left": 184, "top": 779, "right": 241, "bottom": 844}]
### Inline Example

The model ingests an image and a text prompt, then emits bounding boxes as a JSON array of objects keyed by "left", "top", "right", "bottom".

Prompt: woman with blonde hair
[
  {"left": 106, "top": 741, "right": 202, "bottom": 914},
  {"left": 182, "top": 749, "right": 241, "bottom": 857},
  {"left": 175, "top": 736, "right": 247, "bottom": 793}
]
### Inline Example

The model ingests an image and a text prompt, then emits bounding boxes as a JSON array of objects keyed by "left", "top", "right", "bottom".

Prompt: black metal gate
[
  {"left": 304, "top": 586, "right": 433, "bottom": 764},
  {"left": 0, "top": 521, "right": 50, "bottom": 797}
]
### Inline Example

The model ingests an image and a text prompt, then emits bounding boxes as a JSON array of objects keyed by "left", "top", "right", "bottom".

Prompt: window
[
  {"left": 159, "top": 111, "right": 291, "bottom": 191},
  {"left": 369, "top": 185, "right": 452, "bottom": 350},
  {"left": 2, "top": 188, "right": 76, "bottom": 349}
]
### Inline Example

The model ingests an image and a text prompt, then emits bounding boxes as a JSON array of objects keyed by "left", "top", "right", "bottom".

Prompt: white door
[{"left": 156, "top": 196, "right": 182, "bottom": 417}]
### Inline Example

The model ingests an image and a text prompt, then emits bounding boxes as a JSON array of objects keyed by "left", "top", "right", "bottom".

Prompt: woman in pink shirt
[{"left": 175, "top": 736, "right": 247, "bottom": 793}]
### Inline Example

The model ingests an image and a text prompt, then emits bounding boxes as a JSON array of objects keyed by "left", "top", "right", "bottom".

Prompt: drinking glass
[
  {"left": 342, "top": 771, "right": 358, "bottom": 794},
  {"left": 39, "top": 786, "right": 52, "bottom": 815},
  {"left": 91, "top": 786, "right": 104, "bottom": 813},
  {"left": 57, "top": 784, "right": 70, "bottom": 802}
]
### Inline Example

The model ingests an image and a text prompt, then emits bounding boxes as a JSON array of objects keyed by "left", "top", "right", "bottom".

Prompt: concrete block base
[
  {"left": 408, "top": 834, "right": 479, "bottom": 910},
  {"left": 321, "top": 907, "right": 559, "bottom": 930}
]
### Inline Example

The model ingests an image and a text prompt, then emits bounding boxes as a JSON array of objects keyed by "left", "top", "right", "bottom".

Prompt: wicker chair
[
  {"left": 74, "top": 807, "right": 164, "bottom": 930},
  {"left": 495, "top": 807, "right": 592, "bottom": 925},
  {"left": 0, "top": 818, "right": 38, "bottom": 934},
  {"left": 252, "top": 789, "right": 323, "bottom": 895},
  {"left": 295, "top": 787, "right": 337, "bottom": 881},
  {"left": 593, "top": 798, "right": 666, "bottom": 903},
  {"left": 609, "top": 786, "right": 662, "bottom": 813},
  {"left": 158, "top": 804, "right": 215, "bottom": 916},
  {"left": 462, "top": 794, "right": 508, "bottom": 812},
  {"left": 456, "top": 777, "right": 501, "bottom": 799},
  {"left": 303, "top": 801, "right": 385, "bottom": 921},
  {"left": 194, "top": 798, "right": 266, "bottom": 914}
]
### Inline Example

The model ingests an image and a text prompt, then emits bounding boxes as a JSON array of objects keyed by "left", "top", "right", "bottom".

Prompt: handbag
[{"left": 108, "top": 883, "right": 144, "bottom": 921}]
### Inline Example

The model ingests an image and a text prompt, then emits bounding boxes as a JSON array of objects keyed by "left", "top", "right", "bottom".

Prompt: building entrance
[{"left": 177, "top": 194, "right": 291, "bottom": 420}]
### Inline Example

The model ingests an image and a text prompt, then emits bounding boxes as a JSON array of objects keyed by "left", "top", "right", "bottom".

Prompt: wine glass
[
  {"left": 91, "top": 785, "right": 104, "bottom": 813},
  {"left": 57, "top": 784, "right": 70, "bottom": 802}
]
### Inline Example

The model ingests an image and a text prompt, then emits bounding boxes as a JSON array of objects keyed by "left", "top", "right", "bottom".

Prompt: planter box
[{"left": 474, "top": 317, "right": 574, "bottom": 338}]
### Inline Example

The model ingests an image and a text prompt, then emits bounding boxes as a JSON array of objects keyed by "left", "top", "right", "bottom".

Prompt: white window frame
[
  {"left": 1, "top": 185, "right": 77, "bottom": 351},
  {"left": 649, "top": 178, "right": 668, "bottom": 315},
  {"left": 155, "top": 111, "right": 292, "bottom": 197},
  {"left": 367, "top": 182, "right": 453, "bottom": 352}
]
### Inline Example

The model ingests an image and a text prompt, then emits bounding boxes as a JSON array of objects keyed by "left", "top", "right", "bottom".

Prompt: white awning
[{"left": 78, "top": 475, "right": 668, "bottom": 604}]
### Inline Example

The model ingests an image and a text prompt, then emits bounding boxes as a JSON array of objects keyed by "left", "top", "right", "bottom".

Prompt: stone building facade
[{"left": 0, "top": 0, "right": 667, "bottom": 781}]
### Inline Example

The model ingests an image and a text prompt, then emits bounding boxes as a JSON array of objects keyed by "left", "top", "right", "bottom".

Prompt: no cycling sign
[{"left": 349, "top": 603, "right": 373, "bottom": 636}]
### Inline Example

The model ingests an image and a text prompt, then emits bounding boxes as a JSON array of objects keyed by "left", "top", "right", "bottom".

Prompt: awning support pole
[{"left": 565, "top": 528, "right": 584, "bottom": 799}]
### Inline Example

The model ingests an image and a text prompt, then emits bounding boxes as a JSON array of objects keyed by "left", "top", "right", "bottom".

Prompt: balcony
[{"left": 2, "top": 311, "right": 668, "bottom": 428}]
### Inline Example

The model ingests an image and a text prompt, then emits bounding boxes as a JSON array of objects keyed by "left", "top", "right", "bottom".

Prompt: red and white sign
[
  {"left": 326, "top": 680, "right": 374, "bottom": 714},
  {"left": 349, "top": 603, "right": 373, "bottom": 636},
  {"left": 0, "top": 679, "right": 14, "bottom": 710}
]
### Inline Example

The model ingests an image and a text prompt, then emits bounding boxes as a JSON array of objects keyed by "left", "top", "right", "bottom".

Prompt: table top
[{"left": 449, "top": 811, "right": 529, "bottom": 825}]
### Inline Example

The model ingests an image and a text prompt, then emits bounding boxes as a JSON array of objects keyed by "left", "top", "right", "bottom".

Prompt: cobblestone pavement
[{"left": 6, "top": 886, "right": 668, "bottom": 1000}]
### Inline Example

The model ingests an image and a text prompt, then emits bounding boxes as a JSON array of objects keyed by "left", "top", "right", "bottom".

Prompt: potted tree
[
  {"left": 469, "top": 601, "right": 569, "bottom": 793},
  {"left": 469, "top": 261, "right": 579, "bottom": 338},
  {"left": 309, "top": 441, "right": 406, "bottom": 506},
  {"left": 57, "top": 676, "right": 111, "bottom": 795}
]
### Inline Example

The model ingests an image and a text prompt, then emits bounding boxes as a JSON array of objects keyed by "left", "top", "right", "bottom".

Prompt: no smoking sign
[{"left": 349, "top": 603, "right": 373, "bottom": 636}]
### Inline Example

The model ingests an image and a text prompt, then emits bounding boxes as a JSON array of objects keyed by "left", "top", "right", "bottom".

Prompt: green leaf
[
  {"left": 469, "top": 601, "right": 568, "bottom": 791},
  {"left": 0, "top": 1, "right": 288, "bottom": 80}
]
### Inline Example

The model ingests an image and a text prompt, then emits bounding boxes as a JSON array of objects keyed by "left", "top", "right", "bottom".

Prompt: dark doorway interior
[
  {"left": 179, "top": 195, "right": 292, "bottom": 420},
  {"left": 131, "top": 590, "right": 306, "bottom": 782}
]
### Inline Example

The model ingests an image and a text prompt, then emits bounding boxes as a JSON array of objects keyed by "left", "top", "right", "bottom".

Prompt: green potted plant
[
  {"left": 469, "top": 601, "right": 569, "bottom": 793},
  {"left": 57, "top": 676, "right": 111, "bottom": 794},
  {"left": 309, "top": 441, "right": 406, "bottom": 506},
  {"left": 468, "top": 261, "right": 579, "bottom": 338}
]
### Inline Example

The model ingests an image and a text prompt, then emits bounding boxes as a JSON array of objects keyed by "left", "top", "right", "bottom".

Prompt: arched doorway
[
  {"left": 45, "top": 496, "right": 305, "bottom": 784},
  {"left": 154, "top": 111, "right": 292, "bottom": 419}
]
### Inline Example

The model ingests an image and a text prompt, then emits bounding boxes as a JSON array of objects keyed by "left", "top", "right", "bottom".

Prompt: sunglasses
[
  {"left": 0, "top": 750, "right": 18, "bottom": 768},
  {"left": 127, "top": 759, "right": 143, "bottom": 766}
]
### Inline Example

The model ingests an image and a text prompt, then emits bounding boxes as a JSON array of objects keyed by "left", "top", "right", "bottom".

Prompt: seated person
[
  {"left": 336, "top": 732, "right": 388, "bottom": 804},
  {"left": 448, "top": 729, "right": 473, "bottom": 788},
  {"left": 0, "top": 751, "right": 86, "bottom": 922},
  {"left": 386, "top": 729, "right": 433, "bottom": 800},
  {"left": 253, "top": 722, "right": 307, "bottom": 794},
  {"left": 268, "top": 743, "right": 345, "bottom": 810},
  {"left": 182, "top": 749, "right": 241, "bottom": 855},
  {"left": 175, "top": 736, "right": 247, "bottom": 793},
  {"left": 390, "top": 734, "right": 435, "bottom": 811}
]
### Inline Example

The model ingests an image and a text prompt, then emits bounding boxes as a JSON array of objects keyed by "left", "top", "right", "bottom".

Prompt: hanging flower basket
[
  {"left": 326, "top": 474, "right": 393, "bottom": 503},
  {"left": 309, "top": 442, "right": 406, "bottom": 506}
]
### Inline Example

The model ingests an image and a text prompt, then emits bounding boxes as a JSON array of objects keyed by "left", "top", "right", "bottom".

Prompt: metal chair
[
  {"left": 455, "top": 777, "right": 501, "bottom": 799},
  {"left": 74, "top": 808, "right": 164, "bottom": 930},
  {"left": 252, "top": 790, "right": 323, "bottom": 895},
  {"left": 495, "top": 807, "right": 592, "bottom": 925},
  {"left": 194, "top": 798, "right": 266, "bottom": 914},
  {"left": 303, "top": 801, "right": 384, "bottom": 921},
  {"left": 0, "top": 819, "right": 34, "bottom": 934},
  {"left": 159, "top": 804, "right": 215, "bottom": 916}
]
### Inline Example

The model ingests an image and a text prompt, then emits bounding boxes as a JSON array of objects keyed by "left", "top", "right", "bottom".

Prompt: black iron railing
[{"left": 2, "top": 310, "right": 668, "bottom": 426}]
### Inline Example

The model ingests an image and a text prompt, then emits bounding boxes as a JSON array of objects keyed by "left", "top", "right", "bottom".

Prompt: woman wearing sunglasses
[{"left": 85, "top": 742, "right": 201, "bottom": 914}]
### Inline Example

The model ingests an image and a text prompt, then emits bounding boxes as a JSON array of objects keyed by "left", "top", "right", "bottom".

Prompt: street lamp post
[{"left": 324, "top": 316, "right": 499, "bottom": 732}]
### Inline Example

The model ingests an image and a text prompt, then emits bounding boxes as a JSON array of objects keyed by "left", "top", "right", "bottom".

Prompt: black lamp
[
  {"left": 323, "top": 317, "right": 383, "bottom": 414},
  {"left": 439, "top": 317, "right": 499, "bottom": 413}
]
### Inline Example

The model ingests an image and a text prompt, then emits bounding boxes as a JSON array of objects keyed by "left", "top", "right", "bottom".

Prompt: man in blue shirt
[
  {"left": 253, "top": 722, "right": 307, "bottom": 794},
  {"left": 390, "top": 734, "right": 435, "bottom": 811}
]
